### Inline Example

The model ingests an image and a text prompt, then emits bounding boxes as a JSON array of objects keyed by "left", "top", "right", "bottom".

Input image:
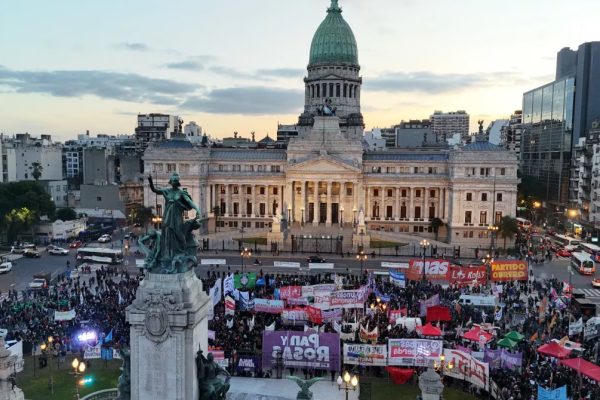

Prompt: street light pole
[
  {"left": 356, "top": 250, "right": 367, "bottom": 277},
  {"left": 240, "top": 247, "right": 251, "bottom": 273},
  {"left": 420, "top": 239, "right": 430, "bottom": 282},
  {"left": 337, "top": 371, "right": 359, "bottom": 400}
]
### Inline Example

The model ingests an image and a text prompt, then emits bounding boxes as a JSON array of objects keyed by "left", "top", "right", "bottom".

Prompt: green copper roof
[{"left": 309, "top": 0, "right": 359, "bottom": 67}]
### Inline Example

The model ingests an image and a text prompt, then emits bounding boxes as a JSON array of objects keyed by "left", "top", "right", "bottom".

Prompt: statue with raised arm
[
  {"left": 286, "top": 376, "right": 326, "bottom": 400},
  {"left": 147, "top": 173, "right": 202, "bottom": 273},
  {"left": 196, "top": 348, "right": 230, "bottom": 400}
]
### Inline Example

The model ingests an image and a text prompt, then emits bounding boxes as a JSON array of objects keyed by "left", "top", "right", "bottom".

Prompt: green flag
[{"left": 234, "top": 273, "right": 257, "bottom": 289}]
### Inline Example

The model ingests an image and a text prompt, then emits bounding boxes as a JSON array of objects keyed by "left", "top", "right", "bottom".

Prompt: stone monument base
[{"left": 126, "top": 270, "right": 210, "bottom": 400}]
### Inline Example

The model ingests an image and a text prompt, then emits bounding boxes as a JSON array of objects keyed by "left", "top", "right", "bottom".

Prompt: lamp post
[
  {"left": 356, "top": 250, "right": 367, "bottom": 277},
  {"left": 72, "top": 358, "right": 86, "bottom": 400},
  {"left": 420, "top": 239, "right": 430, "bottom": 282},
  {"left": 337, "top": 371, "right": 359, "bottom": 400},
  {"left": 434, "top": 354, "right": 454, "bottom": 376},
  {"left": 240, "top": 247, "right": 252, "bottom": 273},
  {"left": 482, "top": 253, "right": 494, "bottom": 289},
  {"left": 487, "top": 225, "right": 498, "bottom": 253},
  {"left": 151, "top": 215, "right": 162, "bottom": 229},
  {"left": 370, "top": 297, "right": 387, "bottom": 314}
]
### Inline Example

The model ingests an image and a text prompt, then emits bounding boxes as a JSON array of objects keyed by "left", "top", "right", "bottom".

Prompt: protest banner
[
  {"left": 419, "top": 294, "right": 440, "bottom": 317},
  {"left": 537, "top": 385, "right": 567, "bottom": 400},
  {"left": 388, "top": 308, "right": 408, "bottom": 324},
  {"left": 280, "top": 286, "right": 303, "bottom": 299},
  {"left": 330, "top": 289, "right": 366, "bottom": 309},
  {"left": 584, "top": 317, "right": 600, "bottom": 340},
  {"left": 254, "top": 299, "right": 285, "bottom": 314},
  {"left": 262, "top": 331, "right": 340, "bottom": 370},
  {"left": 201, "top": 259, "right": 226, "bottom": 265},
  {"left": 224, "top": 275, "right": 234, "bottom": 294},
  {"left": 306, "top": 306, "right": 323, "bottom": 324},
  {"left": 443, "top": 349, "right": 489, "bottom": 390},
  {"left": 343, "top": 344, "right": 387, "bottom": 366},
  {"left": 286, "top": 297, "right": 310, "bottom": 306},
  {"left": 54, "top": 309, "right": 76, "bottom": 321},
  {"left": 236, "top": 356, "right": 261, "bottom": 373},
  {"left": 225, "top": 296, "right": 235, "bottom": 316},
  {"left": 359, "top": 325, "right": 379, "bottom": 343},
  {"left": 282, "top": 308, "right": 308, "bottom": 325},
  {"left": 407, "top": 259, "right": 450, "bottom": 281},
  {"left": 209, "top": 349, "right": 229, "bottom": 368},
  {"left": 490, "top": 260, "right": 528, "bottom": 282},
  {"left": 234, "top": 273, "right": 257, "bottom": 289},
  {"left": 322, "top": 309, "right": 342, "bottom": 323},
  {"left": 274, "top": 261, "right": 301, "bottom": 269},
  {"left": 208, "top": 330, "right": 216, "bottom": 341},
  {"left": 448, "top": 266, "right": 487, "bottom": 286},
  {"left": 84, "top": 343, "right": 101, "bottom": 359},
  {"left": 569, "top": 318, "right": 583, "bottom": 336},
  {"left": 302, "top": 284, "right": 336, "bottom": 297},
  {"left": 390, "top": 271, "right": 406, "bottom": 288},
  {"left": 210, "top": 278, "right": 222, "bottom": 306},
  {"left": 388, "top": 339, "right": 443, "bottom": 366},
  {"left": 381, "top": 262, "right": 409, "bottom": 269}
]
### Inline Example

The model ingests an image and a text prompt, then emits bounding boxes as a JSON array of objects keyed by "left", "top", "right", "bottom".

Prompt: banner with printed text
[
  {"left": 388, "top": 338, "right": 443, "bottom": 366},
  {"left": 210, "top": 278, "right": 222, "bottom": 306},
  {"left": 407, "top": 259, "right": 450, "bottom": 281},
  {"left": 224, "top": 275, "right": 234, "bottom": 294},
  {"left": 280, "top": 286, "right": 303, "bottom": 299},
  {"left": 388, "top": 308, "right": 408, "bottom": 324},
  {"left": 390, "top": 271, "right": 406, "bottom": 288},
  {"left": 84, "top": 343, "right": 101, "bottom": 359},
  {"left": 254, "top": 299, "right": 285, "bottom": 314},
  {"left": 306, "top": 306, "right": 323, "bottom": 324},
  {"left": 443, "top": 349, "right": 489, "bottom": 390},
  {"left": 448, "top": 266, "right": 487, "bottom": 286},
  {"left": 282, "top": 308, "right": 308, "bottom": 325},
  {"left": 330, "top": 288, "right": 367, "bottom": 309},
  {"left": 490, "top": 260, "right": 528, "bottom": 282},
  {"left": 225, "top": 296, "right": 235, "bottom": 316},
  {"left": 343, "top": 344, "right": 387, "bottom": 366},
  {"left": 312, "top": 291, "right": 332, "bottom": 310},
  {"left": 302, "top": 284, "right": 336, "bottom": 297},
  {"left": 322, "top": 309, "right": 343, "bottom": 323},
  {"left": 54, "top": 309, "right": 76, "bottom": 321},
  {"left": 262, "top": 331, "right": 340, "bottom": 370},
  {"left": 234, "top": 273, "right": 257, "bottom": 289}
]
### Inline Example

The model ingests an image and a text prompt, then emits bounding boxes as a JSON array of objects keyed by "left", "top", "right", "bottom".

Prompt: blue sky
[{"left": 1, "top": 0, "right": 599, "bottom": 141}]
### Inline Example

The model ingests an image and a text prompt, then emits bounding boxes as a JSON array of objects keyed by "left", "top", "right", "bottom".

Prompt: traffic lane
[
  {"left": 531, "top": 258, "right": 597, "bottom": 287},
  {"left": 0, "top": 250, "right": 74, "bottom": 292}
]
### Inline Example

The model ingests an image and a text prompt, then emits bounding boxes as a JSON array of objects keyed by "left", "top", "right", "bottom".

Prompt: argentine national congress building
[{"left": 143, "top": 0, "right": 518, "bottom": 251}]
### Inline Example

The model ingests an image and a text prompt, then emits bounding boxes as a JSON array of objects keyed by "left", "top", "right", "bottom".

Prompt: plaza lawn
[
  {"left": 18, "top": 355, "right": 120, "bottom": 400},
  {"left": 234, "top": 237, "right": 267, "bottom": 245},
  {"left": 363, "top": 379, "right": 477, "bottom": 400},
  {"left": 369, "top": 240, "right": 407, "bottom": 249}
]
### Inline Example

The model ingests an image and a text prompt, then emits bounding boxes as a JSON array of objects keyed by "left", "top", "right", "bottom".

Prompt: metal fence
[{"left": 80, "top": 389, "right": 119, "bottom": 400}]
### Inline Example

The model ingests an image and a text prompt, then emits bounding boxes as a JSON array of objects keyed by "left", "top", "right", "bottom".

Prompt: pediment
[{"left": 288, "top": 155, "right": 360, "bottom": 174}]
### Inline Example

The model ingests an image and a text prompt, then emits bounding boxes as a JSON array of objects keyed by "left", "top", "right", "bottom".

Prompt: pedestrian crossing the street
[{"left": 578, "top": 288, "right": 600, "bottom": 298}]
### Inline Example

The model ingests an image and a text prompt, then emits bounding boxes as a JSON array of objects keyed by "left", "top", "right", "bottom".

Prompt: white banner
[
  {"left": 312, "top": 291, "right": 332, "bottom": 310},
  {"left": 54, "top": 309, "right": 76, "bottom": 321},
  {"left": 569, "top": 317, "right": 583, "bottom": 336},
  {"left": 84, "top": 344, "right": 101, "bottom": 359},
  {"left": 274, "top": 261, "right": 301, "bottom": 268},
  {"left": 224, "top": 275, "right": 234, "bottom": 295},
  {"left": 6, "top": 341, "right": 23, "bottom": 372},
  {"left": 381, "top": 262, "right": 409, "bottom": 269},
  {"left": 301, "top": 284, "right": 336, "bottom": 297},
  {"left": 308, "top": 263, "right": 334, "bottom": 270},
  {"left": 388, "top": 338, "right": 443, "bottom": 366},
  {"left": 343, "top": 344, "right": 387, "bottom": 366},
  {"left": 201, "top": 259, "right": 226, "bottom": 265},
  {"left": 443, "top": 349, "right": 489, "bottom": 391},
  {"left": 210, "top": 278, "right": 222, "bottom": 306}
]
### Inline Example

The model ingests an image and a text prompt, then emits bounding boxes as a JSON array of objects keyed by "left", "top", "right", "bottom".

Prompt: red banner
[
  {"left": 386, "top": 367, "right": 414, "bottom": 384},
  {"left": 407, "top": 259, "right": 450, "bottom": 281},
  {"left": 388, "top": 308, "right": 408, "bottom": 324},
  {"left": 306, "top": 306, "right": 323, "bottom": 325},
  {"left": 490, "top": 260, "right": 528, "bottom": 282},
  {"left": 447, "top": 265, "right": 487, "bottom": 286},
  {"left": 280, "top": 286, "right": 302, "bottom": 299}
]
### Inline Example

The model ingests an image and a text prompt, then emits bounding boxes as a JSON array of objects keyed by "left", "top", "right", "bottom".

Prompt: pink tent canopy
[
  {"left": 537, "top": 342, "right": 572, "bottom": 359},
  {"left": 416, "top": 323, "right": 443, "bottom": 337},
  {"left": 560, "top": 358, "right": 600, "bottom": 382},
  {"left": 463, "top": 327, "right": 493, "bottom": 343}
]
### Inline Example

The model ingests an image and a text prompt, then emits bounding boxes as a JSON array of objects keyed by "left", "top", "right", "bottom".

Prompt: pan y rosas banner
[
  {"left": 262, "top": 331, "right": 340, "bottom": 371},
  {"left": 490, "top": 260, "right": 528, "bottom": 282}
]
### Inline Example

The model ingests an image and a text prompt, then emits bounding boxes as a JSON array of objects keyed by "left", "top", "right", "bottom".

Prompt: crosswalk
[{"left": 577, "top": 288, "right": 600, "bottom": 297}]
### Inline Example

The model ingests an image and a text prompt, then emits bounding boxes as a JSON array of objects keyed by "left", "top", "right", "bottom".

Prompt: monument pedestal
[
  {"left": 0, "top": 337, "right": 24, "bottom": 400},
  {"left": 352, "top": 222, "right": 370, "bottom": 251},
  {"left": 126, "top": 270, "right": 210, "bottom": 400},
  {"left": 418, "top": 368, "right": 444, "bottom": 400}
]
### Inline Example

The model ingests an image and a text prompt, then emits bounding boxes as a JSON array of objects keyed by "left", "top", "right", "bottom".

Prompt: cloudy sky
[{"left": 1, "top": 0, "right": 599, "bottom": 141}]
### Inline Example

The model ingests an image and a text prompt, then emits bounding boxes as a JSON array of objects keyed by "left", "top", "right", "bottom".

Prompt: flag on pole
[
  {"left": 104, "top": 330, "right": 113, "bottom": 343},
  {"left": 118, "top": 291, "right": 124, "bottom": 305}
]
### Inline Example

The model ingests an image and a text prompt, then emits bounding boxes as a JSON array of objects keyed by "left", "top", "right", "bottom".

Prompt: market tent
[
  {"left": 537, "top": 342, "right": 572, "bottom": 359},
  {"left": 497, "top": 337, "right": 518, "bottom": 349},
  {"left": 416, "top": 323, "right": 443, "bottom": 337},
  {"left": 504, "top": 331, "right": 525, "bottom": 342},
  {"left": 559, "top": 358, "right": 600, "bottom": 382},
  {"left": 463, "top": 328, "right": 493, "bottom": 343},
  {"left": 426, "top": 305, "right": 452, "bottom": 322}
]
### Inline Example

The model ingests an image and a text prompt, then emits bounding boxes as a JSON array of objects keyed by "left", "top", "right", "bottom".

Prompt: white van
[{"left": 458, "top": 295, "right": 497, "bottom": 307}]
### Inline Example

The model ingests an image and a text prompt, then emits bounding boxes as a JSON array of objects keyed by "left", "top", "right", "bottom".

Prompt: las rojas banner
[
  {"left": 490, "top": 260, "right": 528, "bottom": 282},
  {"left": 448, "top": 266, "right": 487, "bottom": 286},
  {"left": 443, "top": 349, "right": 489, "bottom": 390},
  {"left": 262, "top": 331, "right": 340, "bottom": 371},
  {"left": 254, "top": 299, "right": 285, "bottom": 314},
  {"left": 407, "top": 259, "right": 450, "bottom": 281},
  {"left": 387, "top": 338, "right": 443, "bottom": 366},
  {"left": 343, "top": 344, "right": 387, "bottom": 366}
]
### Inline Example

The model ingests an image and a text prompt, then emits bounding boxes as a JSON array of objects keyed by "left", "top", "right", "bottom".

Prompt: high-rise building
[
  {"left": 500, "top": 111, "right": 523, "bottom": 159},
  {"left": 521, "top": 41, "right": 600, "bottom": 205},
  {"left": 430, "top": 110, "right": 469, "bottom": 142},
  {"left": 134, "top": 113, "right": 183, "bottom": 151},
  {"left": 7, "top": 134, "right": 64, "bottom": 181}
]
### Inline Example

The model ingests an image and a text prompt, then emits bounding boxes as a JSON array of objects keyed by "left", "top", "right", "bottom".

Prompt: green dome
[{"left": 309, "top": 0, "right": 359, "bottom": 67}]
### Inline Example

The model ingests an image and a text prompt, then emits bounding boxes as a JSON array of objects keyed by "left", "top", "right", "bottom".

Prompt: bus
[
  {"left": 553, "top": 234, "right": 581, "bottom": 251},
  {"left": 579, "top": 243, "right": 600, "bottom": 263},
  {"left": 516, "top": 218, "right": 532, "bottom": 231},
  {"left": 570, "top": 252, "right": 596, "bottom": 275},
  {"left": 76, "top": 247, "right": 123, "bottom": 265}
]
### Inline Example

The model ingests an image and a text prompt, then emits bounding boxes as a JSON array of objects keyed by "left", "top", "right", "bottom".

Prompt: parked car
[
  {"left": 23, "top": 249, "right": 41, "bottom": 258},
  {"left": 556, "top": 248, "right": 572, "bottom": 258},
  {"left": 592, "top": 278, "right": 600, "bottom": 288},
  {"left": 10, "top": 246, "right": 25, "bottom": 254},
  {"left": 307, "top": 255, "right": 326, "bottom": 263},
  {"left": 69, "top": 240, "right": 83, "bottom": 249},
  {"left": 28, "top": 278, "right": 48, "bottom": 290},
  {"left": 97, "top": 234, "right": 112, "bottom": 243},
  {"left": 0, "top": 262, "right": 13, "bottom": 274},
  {"left": 48, "top": 246, "right": 69, "bottom": 255}
]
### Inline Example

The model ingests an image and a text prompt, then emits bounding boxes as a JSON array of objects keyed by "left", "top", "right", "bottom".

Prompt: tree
[
  {"left": 430, "top": 217, "right": 444, "bottom": 241},
  {"left": 498, "top": 216, "right": 519, "bottom": 249},
  {"left": 56, "top": 207, "right": 77, "bottom": 221},
  {"left": 133, "top": 205, "right": 153, "bottom": 230},
  {"left": 4, "top": 207, "right": 35, "bottom": 243},
  {"left": 29, "top": 162, "right": 43, "bottom": 181},
  {"left": 0, "top": 181, "right": 55, "bottom": 241}
]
